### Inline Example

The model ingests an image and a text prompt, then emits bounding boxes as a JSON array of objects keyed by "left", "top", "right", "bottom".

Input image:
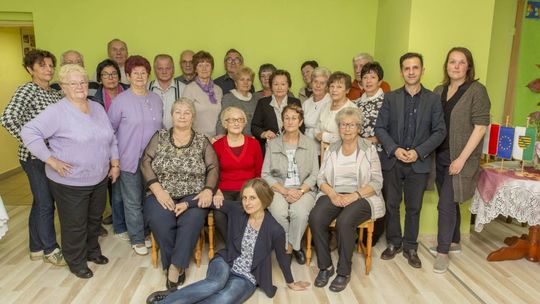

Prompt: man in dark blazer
[{"left": 375, "top": 52, "right": 446, "bottom": 269}]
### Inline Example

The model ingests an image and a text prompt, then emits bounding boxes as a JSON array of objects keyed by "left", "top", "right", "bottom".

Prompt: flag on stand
[
  {"left": 496, "top": 126, "right": 515, "bottom": 159},
  {"left": 484, "top": 124, "right": 500, "bottom": 155},
  {"left": 512, "top": 126, "right": 537, "bottom": 161}
]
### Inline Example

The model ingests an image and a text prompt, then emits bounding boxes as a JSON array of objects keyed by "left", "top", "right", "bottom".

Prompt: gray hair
[
  {"left": 58, "top": 64, "right": 88, "bottom": 84},
  {"left": 61, "top": 50, "right": 84, "bottom": 66},
  {"left": 310, "top": 67, "right": 331, "bottom": 82},
  {"left": 352, "top": 52, "right": 374, "bottom": 63},
  {"left": 171, "top": 97, "right": 196, "bottom": 118},
  {"left": 220, "top": 106, "right": 247, "bottom": 128},
  {"left": 335, "top": 107, "right": 364, "bottom": 128}
]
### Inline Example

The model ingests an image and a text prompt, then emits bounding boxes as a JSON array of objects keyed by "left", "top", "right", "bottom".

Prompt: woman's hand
[
  {"left": 46, "top": 156, "right": 73, "bottom": 177},
  {"left": 329, "top": 193, "right": 345, "bottom": 207},
  {"left": 286, "top": 189, "right": 303, "bottom": 204},
  {"left": 315, "top": 132, "right": 323, "bottom": 142},
  {"left": 175, "top": 202, "right": 188, "bottom": 217},
  {"left": 155, "top": 189, "right": 175, "bottom": 211},
  {"left": 108, "top": 167, "right": 120, "bottom": 183},
  {"left": 287, "top": 281, "right": 310, "bottom": 291},
  {"left": 262, "top": 130, "right": 277, "bottom": 140},
  {"left": 342, "top": 193, "right": 360, "bottom": 206},
  {"left": 449, "top": 157, "right": 466, "bottom": 175},
  {"left": 195, "top": 188, "right": 213, "bottom": 208},
  {"left": 213, "top": 189, "right": 224, "bottom": 208}
]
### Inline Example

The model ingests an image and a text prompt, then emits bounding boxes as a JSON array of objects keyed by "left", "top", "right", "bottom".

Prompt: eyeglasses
[
  {"left": 63, "top": 81, "right": 88, "bottom": 88},
  {"left": 101, "top": 72, "right": 119, "bottom": 79},
  {"left": 225, "top": 117, "right": 246, "bottom": 124},
  {"left": 181, "top": 60, "right": 193, "bottom": 66},
  {"left": 339, "top": 123, "right": 359, "bottom": 129},
  {"left": 226, "top": 58, "right": 242, "bottom": 64}
]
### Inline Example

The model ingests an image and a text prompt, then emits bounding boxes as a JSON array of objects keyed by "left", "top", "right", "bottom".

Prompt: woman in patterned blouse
[
  {"left": 141, "top": 98, "right": 219, "bottom": 290},
  {"left": 0, "top": 49, "right": 65, "bottom": 266},
  {"left": 355, "top": 62, "right": 385, "bottom": 145},
  {"left": 146, "top": 178, "right": 310, "bottom": 304}
]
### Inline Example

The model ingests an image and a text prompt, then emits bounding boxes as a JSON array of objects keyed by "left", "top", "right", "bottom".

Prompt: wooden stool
[
  {"left": 306, "top": 219, "right": 375, "bottom": 275},
  {"left": 207, "top": 211, "right": 215, "bottom": 259}
]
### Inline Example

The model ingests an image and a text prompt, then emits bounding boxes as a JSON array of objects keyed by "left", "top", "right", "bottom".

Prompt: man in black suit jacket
[{"left": 375, "top": 53, "right": 446, "bottom": 269}]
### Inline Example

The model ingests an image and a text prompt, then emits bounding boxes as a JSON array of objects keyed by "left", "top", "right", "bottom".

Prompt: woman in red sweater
[{"left": 213, "top": 106, "right": 263, "bottom": 239}]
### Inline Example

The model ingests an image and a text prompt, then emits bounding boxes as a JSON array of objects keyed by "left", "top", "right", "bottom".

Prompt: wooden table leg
[{"left": 487, "top": 225, "right": 540, "bottom": 262}]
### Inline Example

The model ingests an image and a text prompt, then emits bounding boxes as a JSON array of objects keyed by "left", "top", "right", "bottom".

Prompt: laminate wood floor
[{"left": 1, "top": 173, "right": 539, "bottom": 304}]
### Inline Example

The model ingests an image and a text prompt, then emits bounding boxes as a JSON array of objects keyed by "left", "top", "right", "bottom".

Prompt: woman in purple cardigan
[{"left": 21, "top": 64, "right": 120, "bottom": 279}]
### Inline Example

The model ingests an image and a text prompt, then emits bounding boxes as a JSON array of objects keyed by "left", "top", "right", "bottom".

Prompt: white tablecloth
[
  {"left": 0, "top": 196, "right": 8, "bottom": 240},
  {"left": 471, "top": 172, "right": 540, "bottom": 232}
]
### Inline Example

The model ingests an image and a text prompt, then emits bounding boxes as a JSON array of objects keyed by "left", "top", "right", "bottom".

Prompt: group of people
[{"left": 0, "top": 37, "right": 491, "bottom": 303}]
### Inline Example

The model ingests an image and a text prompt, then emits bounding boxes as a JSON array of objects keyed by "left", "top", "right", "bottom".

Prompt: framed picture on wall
[{"left": 20, "top": 27, "right": 36, "bottom": 57}]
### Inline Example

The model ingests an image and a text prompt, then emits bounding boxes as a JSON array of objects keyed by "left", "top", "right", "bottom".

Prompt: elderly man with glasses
[{"left": 214, "top": 49, "right": 254, "bottom": 94}]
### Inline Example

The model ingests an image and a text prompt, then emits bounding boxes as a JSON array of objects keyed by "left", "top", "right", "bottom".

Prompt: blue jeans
[
  {"left": 118, "top": 169, "right": 145, "bottom": 245},
  {"left": 161, "top": 256, "right": 256, "bottom": 304},
  {"left": 20, "top": 158, "right": 59, "bottom": 254},
  {"left": 111, "top": 180, "right": 127, "bottom": 234}
]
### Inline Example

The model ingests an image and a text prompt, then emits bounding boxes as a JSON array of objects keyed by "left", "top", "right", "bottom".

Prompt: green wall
[{"left": 514, "top": 6, "right": 540, "bottom": 125}]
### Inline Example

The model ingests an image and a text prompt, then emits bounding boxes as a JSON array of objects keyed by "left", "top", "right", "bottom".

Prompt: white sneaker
[
  {"left": 429, "top": 243, "right": 462, "bottom": 254},
  {"left": 145, "top": 236, "right": 152, "bottom": 248},
  {"left": 43, "top": 248, "right": 67, "bottom": 266},
  {"left": 115, "top": 232, "right": 130, "bottom": 242},
  {"left": 433, "top": 254, "right": 450, "bottom": 274},
  {"left": 132, "top": 244, "right": 148, "bottom": 255},
  {"left": 30, "top": 250, "right": 44, "bottom": 261}
]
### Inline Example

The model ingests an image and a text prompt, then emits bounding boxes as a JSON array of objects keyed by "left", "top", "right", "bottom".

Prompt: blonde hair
[
  {"left": 58, "top": 64, "right": 88, "bottom": 84},
  {"left": 170, "top": 97, "right": 196, "bottom": 118},
  {"left": 233, "top": 66, "right": 255, "bottom": 82}
]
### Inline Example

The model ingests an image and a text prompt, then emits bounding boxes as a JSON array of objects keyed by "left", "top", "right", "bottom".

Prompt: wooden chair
[
  {"left": 305, "top": 219, "right": 375, "bottom": 275},
  {"left": 308, "top": 141, "right": 375, "bottom": 274},
  {"left": 150, "top": 211, "right": 215, "bottom": 268}
]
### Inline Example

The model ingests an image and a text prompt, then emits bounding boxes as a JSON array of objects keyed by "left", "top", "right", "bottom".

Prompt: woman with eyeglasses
[
  {"left": 309, "top": 107, "right": 385, "bottom": 292},
  {"left": 91, "top": 59, "right": 130, "bottom": 111},
  {"left": 213, "top": 107, "right": 263, "bottom": 240},
  {"left": 108, "top": 55, "right": 163, "bottom": 256},
  {"left": 21, "top": 64, "right": 119, "bottom": 279},
  {"left": 262, "top": 104, "right": 318, "bottom": 265}
]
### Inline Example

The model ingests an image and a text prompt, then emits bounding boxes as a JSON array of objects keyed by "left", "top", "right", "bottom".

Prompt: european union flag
[{"left": 496, "top": 126, "right": 515, "bottom": 159}]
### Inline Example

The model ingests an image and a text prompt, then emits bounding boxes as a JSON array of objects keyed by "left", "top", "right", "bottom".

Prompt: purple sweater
[
  {"left": 21, "top": 98, "right": 119, "bottom": 186},
  {"left": 108, "top": 88, "right": 163, "bottom": 173}
]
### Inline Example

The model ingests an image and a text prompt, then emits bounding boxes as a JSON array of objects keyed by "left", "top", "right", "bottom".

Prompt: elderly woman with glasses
[
  {"left": 309, "top": 107, "right": 385, "bottom": 292},
  {"left": 21, "top": 64, "right": 119, "bottom": 279},
  {"left": 108, "top": 55, "right": 163, "bottom": 256}
]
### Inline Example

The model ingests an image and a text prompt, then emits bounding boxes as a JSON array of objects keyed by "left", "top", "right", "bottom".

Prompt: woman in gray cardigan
[
  {"left": 431, "top": 47, "right": 490, "bottom": 274},
  {"left": 262, "top": 104, "right": 319, "bottom": 265}
]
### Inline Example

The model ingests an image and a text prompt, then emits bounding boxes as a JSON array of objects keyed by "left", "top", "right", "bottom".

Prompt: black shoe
[
  {"left": 88, "top": 255, "right": 109, "bottom": 265},
  {"left": 292, "top": 249, "right": 306, "bottom": 265},
  {"left": 178, "top": 269, "right": 186, "bottom": 286},
  {"left": 403, "top": 249, "right": 422, "bottom": 268},
  {"left": 381, "top": 244, "right": 402, "bottom": 260},
  {"left": 329, "top": 274, "right": 351, "bottom": 292},
  {"left": 314, "top": 266, "right": 335, "bottom": 287},
  {"left": 166, "top": 277, "right": 179, "bottom": 290},
  {"left": 146, "top": 289, "right": 173, "bottom": 304},
  {"left": 71, "top": 267, "right": 93, "bottom": 279},
  {"left": 165, "top": 269, "right": 185, "bottom": 290},
  {"left": 102, "top": 215, "right": 113, "bottom": 225},
  {"left": 99, "top": 226, "right": 108, "bottom": 237}
]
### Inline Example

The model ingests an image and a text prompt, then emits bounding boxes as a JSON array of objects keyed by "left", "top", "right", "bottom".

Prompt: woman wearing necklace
[
  {"left": 146, "top": 178, "right": 310, "bottom": 304},
  {"left": 302, "top": 67, "right": 332, "bottom": 152},
  {"left": 182, "top": 51, "right": 223, "bottom": 139},
  {"left": 251, "top": 69, "right": 303, "bottom": 154},
  {"left": 141, "top": 98, "right": 219, "bottom": 289},
  {"left": 108, "top": 55, "right": 163, "bottom": 256},
  {"left": 262, "top": 105, "right": 318, "bottom": 264},
  {"left": 213, "top": 107, "right": 263, "bottom": 240},
  {"left": 314, "top": 72, "right": 356, "bottom": 145},
  {"left": 21, "top": 64, "right": 119, "bottom": 279},
  {"left": 430, "top": 47, "right": 490, "bottom": 274},
  {"left": 215, "top": 66, "right": 258, "bottom": 137}
]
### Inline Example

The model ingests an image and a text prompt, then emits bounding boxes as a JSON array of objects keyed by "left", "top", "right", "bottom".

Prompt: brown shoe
[
  {"left": 381, "top": 244, "right": 402, "bottom": 260},
  {"left": 403, "top": 249, "right": 422, "bottom": 268}
]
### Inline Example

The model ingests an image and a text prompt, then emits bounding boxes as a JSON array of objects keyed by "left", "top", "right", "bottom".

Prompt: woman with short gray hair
[
  {"left": 303, "top": 67, "right": 332, "bottom": 151},
  {"left": 309, "top": 107, "right": 385, "bottom": 292}
]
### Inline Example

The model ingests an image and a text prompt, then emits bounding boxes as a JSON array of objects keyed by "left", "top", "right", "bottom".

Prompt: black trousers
[
  {"left": 48, "top": 178, "right": 107, "bottom": 271},
  {"left": 308, "top": 195, "right": 371, "bottom": 276},
  {"left": 213, "top": 191, "right": 240, "bottom": 241},
  {"left": 435, "top": 149, "right": 461, "bottom": 253},
  {"left": 382, "top": 161, "right": 428, "bottom": 251},
  {"left": 144, "top": 194, "right": 208, "bottom": 270}
]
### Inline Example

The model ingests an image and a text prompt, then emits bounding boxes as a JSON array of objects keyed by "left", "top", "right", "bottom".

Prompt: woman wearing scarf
[{"left": 182, "top": 51, "right": 223, "bottom": 139}]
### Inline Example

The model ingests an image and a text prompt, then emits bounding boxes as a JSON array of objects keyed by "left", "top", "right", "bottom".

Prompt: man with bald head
[
  {"left": 107, "top": 39, "right": 129, "bottom": 84},
  {"left": 174, "top": 50, "right": 195, "bottom": 84}
]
